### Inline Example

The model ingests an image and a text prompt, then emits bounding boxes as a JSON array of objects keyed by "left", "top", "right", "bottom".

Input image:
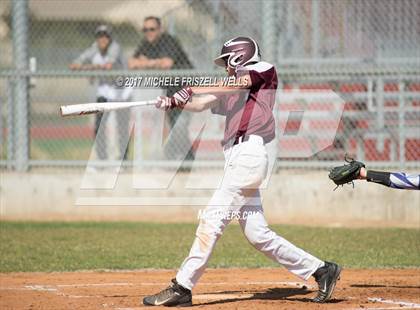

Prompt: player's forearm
[
  {"left": 363, "top": 170, "right": 391, "bottom": 187},
  {"left": 363, "top": 170, "right": 419, "bottom": 190},
  {"left": 164, "top": 76, "right": 250, "bottom": 112},
  {"left": 191, "top": 86, "right": 239, "bottom": 95},
  {"left": 182, "top": 95, "right": 219, "bottom": 112}
]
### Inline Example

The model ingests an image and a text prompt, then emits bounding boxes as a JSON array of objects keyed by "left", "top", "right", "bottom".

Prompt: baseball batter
[{"left": 143, "top": 37, "right": 341, "bottom": 307}]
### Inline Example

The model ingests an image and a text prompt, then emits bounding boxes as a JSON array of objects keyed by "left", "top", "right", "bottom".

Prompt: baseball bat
[{"left": 60, "top": 100, "right": 157, "bottom": 117}]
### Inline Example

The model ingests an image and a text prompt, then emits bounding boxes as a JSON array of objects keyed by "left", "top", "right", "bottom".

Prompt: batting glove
[{"left": 173, "top": 87, "right": 193, "bottom": 106}]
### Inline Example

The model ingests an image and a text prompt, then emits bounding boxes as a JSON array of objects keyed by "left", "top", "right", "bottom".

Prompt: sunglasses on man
[{"left": 143, "top": 27, "right": 158, "bottom": 33}]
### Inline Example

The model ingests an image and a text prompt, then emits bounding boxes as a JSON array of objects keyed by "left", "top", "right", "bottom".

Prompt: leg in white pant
[
  {"left": 239, "top": 202, "right": 324, "bottom": 280},
  {"left": 176, "top": 188, "right": 234, "bottom": 290},
  {"left": 176, "top": 140, "right": 324, "bottom": 290}
]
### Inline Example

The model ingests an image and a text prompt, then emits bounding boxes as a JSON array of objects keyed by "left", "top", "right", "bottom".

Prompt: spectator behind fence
[
  {"left": 129, "top": 16, "right": 194, "bottom": 161},
  {"left": 69, "top": 25, "right": 130, "bottom": 162}
]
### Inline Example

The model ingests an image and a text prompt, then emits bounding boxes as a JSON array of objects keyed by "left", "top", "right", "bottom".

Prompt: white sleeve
[{"left": 389, "top": 172, "right": 420, "bottom": 190}]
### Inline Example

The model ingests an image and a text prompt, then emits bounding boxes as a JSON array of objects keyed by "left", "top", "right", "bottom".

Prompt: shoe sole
[
  {"left": 173, "top": 301, "right": 192, "bottom": 307},
  {"left": 143, "top": 300, "right": 192, "bottom": 307},
  {"left": 324, "top": 265, "right": 342, "bottom": 302}
]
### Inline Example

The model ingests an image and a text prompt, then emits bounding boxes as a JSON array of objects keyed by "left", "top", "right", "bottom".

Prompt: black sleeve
[
  {"left": 133, "top": 42, "right": 146, "bottom": 58},
  {"left": 366, "top": 170, "right": 392, "bottom": 187},
  {"left": 163, "top": 35, "right": 193, "bottom": 69}
]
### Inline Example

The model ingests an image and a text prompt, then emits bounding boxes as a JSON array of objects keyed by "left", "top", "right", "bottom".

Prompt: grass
[
  {"left": 31, "top": 138, "right": 93, "bottom": 160},
  {"left": 30, "top": 137, "right": 137, "bottom": 161},
  {"left": 0, "top": 221, "right": 419, "bottom": 272}
]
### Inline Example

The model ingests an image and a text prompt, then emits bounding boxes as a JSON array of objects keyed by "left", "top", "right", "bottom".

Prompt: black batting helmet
[{"left": 214, "top": 36, "right": 260, "bottom": 68}]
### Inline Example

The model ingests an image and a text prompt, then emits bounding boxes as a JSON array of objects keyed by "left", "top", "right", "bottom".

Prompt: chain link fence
[{"left": 1, "top": 0, "right": 419, "bottom": 171}]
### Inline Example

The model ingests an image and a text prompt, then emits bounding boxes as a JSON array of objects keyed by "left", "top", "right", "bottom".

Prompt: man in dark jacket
[{"left": 129, "top": 16, "right": 194, "bottom": 161}]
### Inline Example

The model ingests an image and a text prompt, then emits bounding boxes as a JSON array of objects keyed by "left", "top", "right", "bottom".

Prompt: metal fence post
[
  {"left": 398, "top": 80, "right": 405, "bottom": 169},
  {"left": 376, "top": 78, "right": 385, "bottom": 153},
  {"left": 281, "top": 1, "right": 293, "bottom": 59},
  {"left": 311, "top": 0, "right": 320, "bottom": 58},
  {"left": 0, "top": 87, "right": 2, "bottom": 152},
  {"left": 261, "top": 0, "right": 276, "bottom": 64},
  {"left": 12, "top": 0, "right": 30, "bottom": 171},
  {"left": 7, "top": 78, "right": 15, "bottom": 170},
  {"left": 213, "top": 0, "right": 222, "bottom": 64}
]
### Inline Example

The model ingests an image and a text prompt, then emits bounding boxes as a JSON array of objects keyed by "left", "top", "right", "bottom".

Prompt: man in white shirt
[{"left": 70, "top": 25, "right": 129, "bottom": 161}]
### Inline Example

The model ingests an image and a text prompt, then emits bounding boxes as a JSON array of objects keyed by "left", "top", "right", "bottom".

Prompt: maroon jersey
[{"left": 211, "top": 61, "right": 278, "bottom": 146}]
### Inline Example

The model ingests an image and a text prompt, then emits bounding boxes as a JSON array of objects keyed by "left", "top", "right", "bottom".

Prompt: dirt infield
[{"left": 1, "top": 269, "right": 419, "bottom": 309}]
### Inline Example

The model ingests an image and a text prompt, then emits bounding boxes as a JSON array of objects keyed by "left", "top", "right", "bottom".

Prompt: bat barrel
[{"left": 60, "top": 100, "right": 157, "bottom": 117}]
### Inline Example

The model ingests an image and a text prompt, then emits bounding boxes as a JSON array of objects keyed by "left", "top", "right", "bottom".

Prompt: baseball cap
[{"left": 95, "top": 25, "right": 112, "bottom": 38}]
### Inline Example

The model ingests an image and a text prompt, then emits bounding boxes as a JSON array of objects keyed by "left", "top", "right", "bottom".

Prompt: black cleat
[
  {"left": 143, "top": 278, "right": 192, "bottom": 307},
  {"left": 312, "top": 261, "right": 342, "bottom": 303}
]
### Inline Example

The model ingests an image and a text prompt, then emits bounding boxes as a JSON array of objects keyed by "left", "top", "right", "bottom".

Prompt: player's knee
[
  {"left": 196, "top": 220, "right": 223, "bottom": 240},
  {"left": 245, "top": 228, "right": 273, "bottom": 249}
]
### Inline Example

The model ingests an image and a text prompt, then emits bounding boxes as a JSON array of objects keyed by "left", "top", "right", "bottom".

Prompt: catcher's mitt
[{"left": 329, "top": 155, "right": 365, "bottom": 188}]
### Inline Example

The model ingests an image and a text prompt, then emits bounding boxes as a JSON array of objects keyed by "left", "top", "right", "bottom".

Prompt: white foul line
[
  {"left": 368, "top": 297, "right": 420, "bottom": 309},
  {"left": 12, "top": 281, "right": 313, "bottom": 289}
]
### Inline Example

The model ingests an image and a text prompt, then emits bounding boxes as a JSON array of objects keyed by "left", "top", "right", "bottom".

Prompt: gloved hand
[
  {"left": 155, "top": 87, "right": 193, "bottom": 111},
  {"left": 173, "top": 87, "right": 193, "bottom": 105},
  {"left": 329, "top": 155, "right": 365, "bottom": 187}
]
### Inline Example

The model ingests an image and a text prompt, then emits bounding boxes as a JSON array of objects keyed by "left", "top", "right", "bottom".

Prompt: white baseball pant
[{"left": 176, "top": 135, "right": 324, "bottom": 290}]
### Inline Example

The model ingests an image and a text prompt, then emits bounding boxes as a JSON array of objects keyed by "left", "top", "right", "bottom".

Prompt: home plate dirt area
[{"left": 1, "top": 268, "right": 419, "bottom": 309}]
